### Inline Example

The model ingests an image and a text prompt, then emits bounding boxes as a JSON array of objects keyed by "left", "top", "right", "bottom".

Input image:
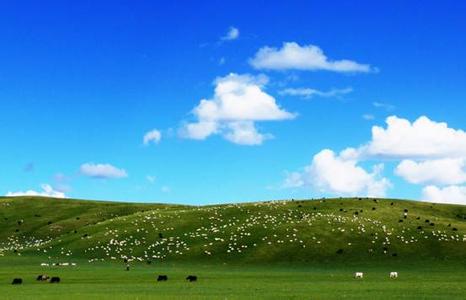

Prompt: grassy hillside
[{"left": 1, "top": 196, "right": 466, "bottom": 265}]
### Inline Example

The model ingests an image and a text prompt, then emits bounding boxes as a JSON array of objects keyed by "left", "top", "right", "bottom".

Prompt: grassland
[{"left": 1, "top": 196, "right": 466, "bottom": 299}]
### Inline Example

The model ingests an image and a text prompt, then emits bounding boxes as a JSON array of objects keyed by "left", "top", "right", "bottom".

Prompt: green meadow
[{"left": 1, "top": 196, "right": 465, "bottom": 299}]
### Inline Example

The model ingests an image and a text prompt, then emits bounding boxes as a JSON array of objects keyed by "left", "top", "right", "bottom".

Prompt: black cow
[
  {"left": 36, "top": 274, "right": 49, "bottom": 281},
  {"left": 49, "top": 277, "right": 60, "bottom": 283},
  {"left": 157, "top": 275, "right": 168, "bottom": 281},
  {"left": 186, "top": 275, "right": 197, "bottom": 282},
  {"left": 12, "top": 278, "right": 22, "bottom": 285}
]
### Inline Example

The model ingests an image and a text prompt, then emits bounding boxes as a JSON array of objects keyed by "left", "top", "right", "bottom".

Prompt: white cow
[
  {"left": 40, "top": 263, "right": 49, "bottom": 267},
  {"left": 354, "top": 272, "right": 364, "bottom": 279},
  {"left": 390, "top": 272, "right": 398, "bottom": 279}
]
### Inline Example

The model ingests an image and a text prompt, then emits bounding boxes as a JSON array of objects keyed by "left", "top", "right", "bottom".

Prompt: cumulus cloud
[
  {"left": 395, "top": 159, "right": 466, "bottom": 185},
  {"left": 250, "top": 42, "right": 374, "bottom": 73},
  {"left": 221, "top": 26, "right": 239, "bottom": 41},
  {"left": 422, "top": 185, "right": 466, "bottom": 205},
  {"left": 80, "top": 163, "right": 128, "bottom": 179},
  {"left": 284, "top": 115, "right": 466, "bottom": 202},
  {"left": 363, "top": 116, "right": 466, "bottom": 159},
  {"left": 285, "top": 149, "right": 391, "bottom": 197},
  {"left": 279, "top": 87, "right": 353, "bottom": 99},
  {"left": 6, "top": 184, "right": 66, "bottom": 198},
  {"left": 143, "top": 129, "right": 162, "bottom": 145},
  {"left": 180, "top": 73, "right": 295, "bottom": 145}
]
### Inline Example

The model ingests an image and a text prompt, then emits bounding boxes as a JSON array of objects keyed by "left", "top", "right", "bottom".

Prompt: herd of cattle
[
  {"left": 10, "top": 271, "right": 399, "bottom": 285},
  {"left": 10, "top": 274, "right": 198, "bottom": 285},
  {"left": 11, "top": 275, "right": 60, "bottom": 285}
]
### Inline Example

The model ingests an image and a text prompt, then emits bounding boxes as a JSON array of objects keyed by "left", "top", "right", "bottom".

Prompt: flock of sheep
[{"left": 1, "top": 199, "right": 465, "bottom": 266}]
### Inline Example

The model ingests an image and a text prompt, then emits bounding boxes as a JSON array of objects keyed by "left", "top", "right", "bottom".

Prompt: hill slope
[{"left": 1, "top": 196, "right": 465, "bottom": 265}]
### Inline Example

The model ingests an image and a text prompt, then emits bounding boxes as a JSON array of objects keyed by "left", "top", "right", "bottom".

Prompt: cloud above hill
[
  {"left": 6, "top": 184, "right": 66, "bottom": 198},
  {"left": 250, "top": 42, "right": 374, "bottom": 73},
  {"left": 395, "top": 158, "right": 466, "bottom": 186},
  {"left": 284, "top": 149, "right": 391, "bottom": 197},
  {"left": 285, "top": 115, "right": 466, "bottom": 204},
  {"left": 180, "top": 73, "right": 296, "bottom": 145},
  {"left": 422, "top": 185, "right": 466, "bottom": 205},
  {"left": 80, "top": 163, "right": 128, "bottom": 179},
  {"left": 362, "top": 116, "right": 466, "bottom": 159}
]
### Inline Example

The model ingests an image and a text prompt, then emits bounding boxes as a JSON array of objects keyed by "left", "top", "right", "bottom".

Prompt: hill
[{"left": 1, "top": 196, "right": 465, "bottom": 265}]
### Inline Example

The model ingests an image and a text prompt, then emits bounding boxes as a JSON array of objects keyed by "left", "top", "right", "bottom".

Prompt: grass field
[
  {"left": 1, "top": 196, "right": 465, "bottom": 299},
  {"left": 2, "top": 256, "right": 466, "bottom": 299}
]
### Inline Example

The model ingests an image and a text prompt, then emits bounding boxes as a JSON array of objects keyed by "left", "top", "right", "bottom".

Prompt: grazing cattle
[
  {"left": 157, "top": 275, "right": 168, "bottom": 281},
  {"left": 390, "top": 272, "right": 398, "bottom": 279},
  {"left": 49, "top": 277, "right": 60, "bottom": 283},
  {"left": 186, "top": 275, "right": 197, "bottom": 282},
  {"left": 40, "top": 263, "right": 49, "bottom": 267},
  {"left": 36, "top": 274, "right": 49, "bottom": 281},
  {"left": 354, "top": 272, "right": 363, "bottom": 279},
  {"left": 12, "top": 278, "right": 22, "bottom": 285}
]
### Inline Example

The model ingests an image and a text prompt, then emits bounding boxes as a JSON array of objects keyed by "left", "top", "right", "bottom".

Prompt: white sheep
[{"left": 354, "top": 272, "right": 364, "bottom": 279}]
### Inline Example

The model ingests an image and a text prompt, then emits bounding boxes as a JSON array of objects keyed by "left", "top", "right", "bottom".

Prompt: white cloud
[
  {"left": 422, "top": 185, "right": 466, "bottom": 205},
  {"left": 364, "top": 116, "right": 466, "bottom": 159},
  {"left": 285, "top": 149, "right": 391, "bottom": 197},
  {"left": 180, "top": 73, "right": 295, "bottom": 145},
  {"left": 143, "top": 129, "right": 162, "bottom": 145},
  {"left": 80, "top": 163, "right": 128, "bottom": 179},
  {"left": 6, "top": 184, "right": 66, "bottom": 198},
  {"left": 223, "top": 121, "right": 271, "bottom": 145},
  {"left": 221, "top": 27, "right": 239, "bottom": 41},
  {"left": 279, "top": 87, "right": 352, "bottom": 99},
  {"left": 250, "top": 42, "right": 374, "bottom": 73},
  {"left": 283, "top": 115, "right": 466, "bottom": 203},
  {"left": 395, "top": 158, "right": 466, "bottom": 185}
]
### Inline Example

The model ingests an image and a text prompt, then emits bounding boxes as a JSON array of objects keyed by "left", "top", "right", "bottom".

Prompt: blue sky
[{"left": 1, "top": 1, "right": 466, "bottom": 204}]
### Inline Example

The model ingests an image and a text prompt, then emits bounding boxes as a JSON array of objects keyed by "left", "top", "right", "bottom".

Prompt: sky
[{"left": 1, "top": 1, "right": 466, "bottom": 205}]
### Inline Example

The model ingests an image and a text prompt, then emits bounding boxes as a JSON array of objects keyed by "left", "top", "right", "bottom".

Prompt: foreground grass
[{"left": 1, "top": 256, "right": 466, "bottom": 299}]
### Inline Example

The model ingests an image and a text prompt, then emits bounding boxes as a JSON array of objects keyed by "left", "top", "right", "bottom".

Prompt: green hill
[{"left": 1, "top": 196, "right": 465, "bottom": 265}]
